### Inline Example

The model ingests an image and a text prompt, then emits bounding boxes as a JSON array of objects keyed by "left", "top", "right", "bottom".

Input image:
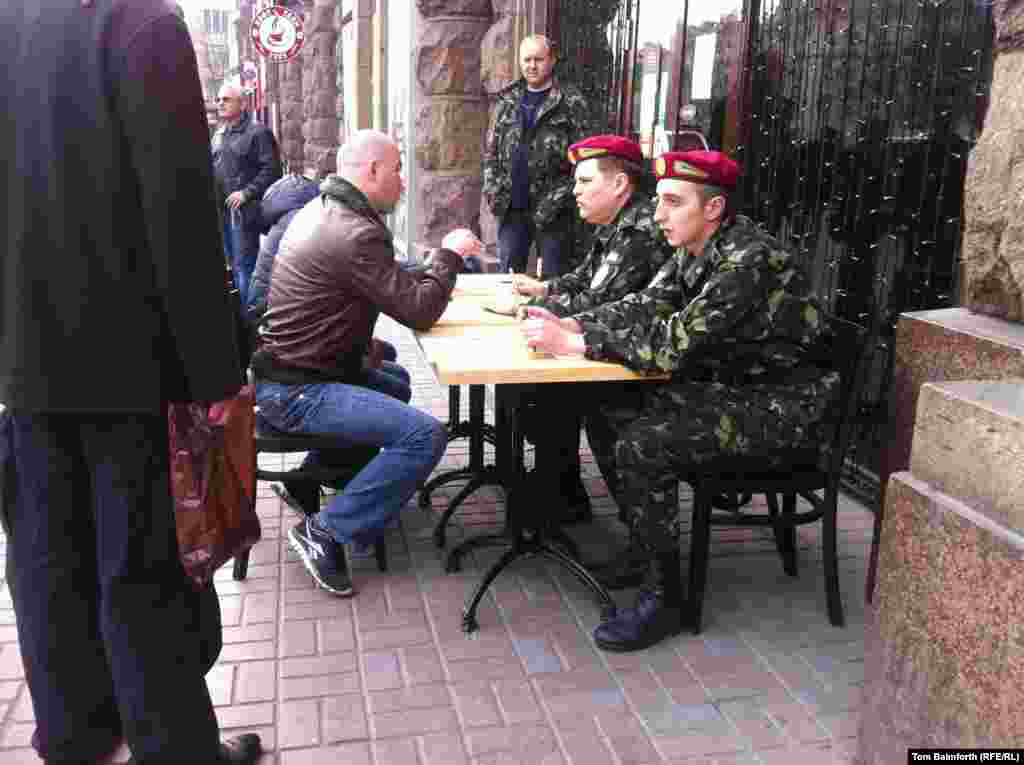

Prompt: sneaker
[{"left": 288, "top": 516, "right": 354, "bottom": 596}]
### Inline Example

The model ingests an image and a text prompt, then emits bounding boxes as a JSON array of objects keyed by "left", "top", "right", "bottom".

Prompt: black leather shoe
[
  {"left": 590, "top": 542, "right": 648, "bottom": 590},
  {"left": 593, "top": 551, "right": 685, "bottom": 652},
  {"left": 593, "top": 588, "right": 684, "bottom": 652},
  {"left": 124, "top": 733, "right": 262, "bottom": 765},
  {"left": 217, "top": 733, "right": 262, "bottom": 764}
]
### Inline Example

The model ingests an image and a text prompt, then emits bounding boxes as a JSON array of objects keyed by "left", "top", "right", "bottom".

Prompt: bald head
[
  {"left": 336, "top": 130, "right": 404, "bottom": 214},
  {"left": 216, "top": 82, "right": 244, "bottom": 123},
  {"left": 337, "top": 130, "right": 398, "bottom": 171}
]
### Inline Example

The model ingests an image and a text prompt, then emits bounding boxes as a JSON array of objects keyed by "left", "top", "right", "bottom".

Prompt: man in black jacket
[
  {"left": 0, "top": 2, "right": 260, "bottom": 763},
  {"left": 213, "top": 82, "right": 282, "bottom": 310}
]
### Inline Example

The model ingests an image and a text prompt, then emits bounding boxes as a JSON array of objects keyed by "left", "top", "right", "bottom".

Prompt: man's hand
[
  {"left": 521, "top": 307, "right": 586, "bottom": 357},
  {"left": 441, "top": 228, "right": 482, "bottom": 262},
  {"left": 521, "top": 305, "right": 583, "bottom": 333},
  {"left": 226, "top": 190, "right": 247, "bottom": 210},
  {"left": 511, "top": 274, "right": 546, "bottom": 297}
]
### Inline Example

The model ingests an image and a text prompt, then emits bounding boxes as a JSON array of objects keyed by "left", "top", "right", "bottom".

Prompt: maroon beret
[
  {"left": 653, "top": 150, "right": 739, "bottom": 190},
  {"left": 567, "top": 135, "right": 644, "bottom": 166}
]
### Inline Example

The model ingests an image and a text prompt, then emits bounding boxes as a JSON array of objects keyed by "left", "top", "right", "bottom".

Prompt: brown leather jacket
[{"left": 260, "top": 176, "right": 461, "bottom": 378}]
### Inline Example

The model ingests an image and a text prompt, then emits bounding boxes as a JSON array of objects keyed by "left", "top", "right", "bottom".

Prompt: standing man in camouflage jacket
[
  {"left": 522, "top": 151, "right": 836, "bottom": 652},
  {"left": 483, "top": 35, "right": 591, "bottom": 277},
  {"left": 512, "top": 135, "right": 674, "bottom": 523}
]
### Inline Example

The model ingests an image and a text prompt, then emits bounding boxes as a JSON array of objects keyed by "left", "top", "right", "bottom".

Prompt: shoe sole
[
  {"left": 594, "top": 624, "right": 684, "bottom": 653},
  {"left": 287, "top": 527, "right": 355, "bottom": 597}
]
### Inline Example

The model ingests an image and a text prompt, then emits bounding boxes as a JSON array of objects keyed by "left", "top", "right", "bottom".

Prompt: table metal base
[
  {"left": 418, "top": 385, "right": 504, "bottom": 547},
  {"left": 452, "top": 527, "right": 618, "bottom": 633},
  {"left": 450, "top": 384, "right": 617, "bottom": 634}
]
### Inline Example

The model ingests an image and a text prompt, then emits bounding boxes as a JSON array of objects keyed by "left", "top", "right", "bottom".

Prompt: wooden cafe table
[
  {"left": 415, "top": 275, "right": 520, "bottom": 543},
  {"left": 415, "top": 305, "right": 664, "bottom": 633}
]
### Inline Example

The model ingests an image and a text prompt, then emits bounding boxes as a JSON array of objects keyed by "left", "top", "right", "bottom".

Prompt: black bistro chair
[
  {"left": 231, "top": 423, "right": 388, "bottom": 580},
  {"left": 679, "top": 314, "right": 872, "bottom": 633}
]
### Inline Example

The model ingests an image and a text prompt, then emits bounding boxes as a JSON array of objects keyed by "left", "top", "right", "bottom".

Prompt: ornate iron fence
[{"left": 737, "top": 0, "right": 994, "bottom": 505}]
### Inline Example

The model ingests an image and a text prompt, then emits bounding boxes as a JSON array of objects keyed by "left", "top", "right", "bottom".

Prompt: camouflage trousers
[{"left": 584, "top": 381, "right": 817, "bottom": 554}]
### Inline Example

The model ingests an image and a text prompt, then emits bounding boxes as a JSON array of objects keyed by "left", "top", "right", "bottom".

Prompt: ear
[
  {"left": 613, "top": 171, "right": 630, "bottom": 197},
  {"left": 705, "top": 195, "right": 726, "bottom": 223}
]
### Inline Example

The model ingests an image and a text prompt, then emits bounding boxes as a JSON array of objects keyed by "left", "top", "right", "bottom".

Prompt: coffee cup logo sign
[{"left": 251, "top": 6, "right": 305, "bottom": 62}]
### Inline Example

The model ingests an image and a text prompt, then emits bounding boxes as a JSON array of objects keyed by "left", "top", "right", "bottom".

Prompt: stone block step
[{"left": 910, "top": 379, "right": 1024, "bottom": 534}]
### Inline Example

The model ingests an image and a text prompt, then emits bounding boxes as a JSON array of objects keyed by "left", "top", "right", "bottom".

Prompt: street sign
[{"left": 250, "top": 6, "right": 305, "bottom": 63}]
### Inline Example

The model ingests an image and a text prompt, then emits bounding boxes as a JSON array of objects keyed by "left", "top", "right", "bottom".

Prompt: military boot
[{"left": 593, "top": 551, "right": 686, "bottom": 652}]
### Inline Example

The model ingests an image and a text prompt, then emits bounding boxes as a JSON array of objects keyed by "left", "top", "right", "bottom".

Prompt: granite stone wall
[
  {"left": 300, "top": 0, "right": 339, "bottom": 175},
  {"left": 410, "top": 0, "right": 493, "bottom": 256},
  {"left": 961, "top": 0, "right": 1024, "bottom": 320}
]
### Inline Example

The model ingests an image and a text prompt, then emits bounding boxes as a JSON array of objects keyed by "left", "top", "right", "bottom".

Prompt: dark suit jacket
[{"left": 0, "top": 0, "right": 242, "bottom": 411}]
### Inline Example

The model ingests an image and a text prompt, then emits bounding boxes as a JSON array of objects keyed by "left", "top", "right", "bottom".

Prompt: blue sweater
[{"left": 509, "top": 88, "right": 550, "bottom": 211}]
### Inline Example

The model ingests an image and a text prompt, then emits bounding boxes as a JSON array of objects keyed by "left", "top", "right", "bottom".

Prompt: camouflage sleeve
[
  {"left": 529, "top": 250, "right": 599, "bottom": 317},
  {"left": 534, "top": 89, "right": 593, "bottom": 228},
  {"left": 553, "top": 228, "right": 674, "bottom": 317},
  {"left": 482, "top": 100, "right": 509, "bottom": 212},
  {"left": 579, "top": 248, "right": 771, "bottom": 373}
]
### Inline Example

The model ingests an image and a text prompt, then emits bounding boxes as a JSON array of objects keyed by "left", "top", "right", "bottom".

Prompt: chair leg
[
  {"left": 374, "top": 540, "right": 388, "bottom": 573},
  {"left": 778, "top": 493, "right": 798, "bottom": 577},
  {"left": 687, "top": 487, "right": 713, "bottom": 634},
  {"left": 822, "top": 490, "right": 844, "bottom": 627},
  {"left": 232, "top": 549, "right": 250, "bottom": 580}
]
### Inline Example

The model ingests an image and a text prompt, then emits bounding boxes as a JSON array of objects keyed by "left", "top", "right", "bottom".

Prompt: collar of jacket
[
  {"left": 593, "top": 191, "right": 650, "bottom": 247},
  {"left": 319, "top": 174, "right": 388, "bottom": 231},
  {"left": 501, "top": 77, "right": 564, "bottom": 120},
  {"left": 223, "top": 110, "right": 252, "bottom": 135},
  {"left": 682, "top": 214, "right": 746, "bottom": 288}
]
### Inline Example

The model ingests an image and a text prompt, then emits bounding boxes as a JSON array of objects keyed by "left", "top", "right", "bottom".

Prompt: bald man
[
  {"left": 212, "top": 82, "right": 281, "bottom": 310},
  {"left": 254, "top": 130, "right": 482, "bottom": 597}
]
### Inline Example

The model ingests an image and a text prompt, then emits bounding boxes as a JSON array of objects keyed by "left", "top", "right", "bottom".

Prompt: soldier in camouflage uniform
[
  {"left": 512, "top": 135, "right": 675, "bottom": 522},
  {"left": 482, "top": 35, "right": 591, "bottom": 277},
  {"left": 522, "top": 151, "right": 836, "bottom": 651}
]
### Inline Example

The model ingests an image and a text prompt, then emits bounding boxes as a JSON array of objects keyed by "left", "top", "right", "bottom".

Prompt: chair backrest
[{"left": 814, "top": 314, "right": 874, "bottom": 485}]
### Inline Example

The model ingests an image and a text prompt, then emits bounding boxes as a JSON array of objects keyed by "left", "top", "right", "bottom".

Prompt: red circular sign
[{"left": 250, "top": 6, "right": 305, "bottom": 63}]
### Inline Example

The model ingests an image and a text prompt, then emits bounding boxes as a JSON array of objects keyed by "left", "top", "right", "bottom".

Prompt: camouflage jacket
[
  {"left": 576, "top": 216, "right": 837, "bottom": 425},
  {"left": 482, "top": 77, "right": 591, "bottom": 229},
  {"left": 530, "top": 192, "right": 675, "bottom": 317}
]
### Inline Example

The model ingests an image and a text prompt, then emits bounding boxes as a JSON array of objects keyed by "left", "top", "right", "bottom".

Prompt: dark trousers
[
  {"left": 518, "top": 383, "right": 586, "bottom": 489},
  {"left": 498, "top": 209, "right": 572, "bottom": 277},
  {"left": 224, "top": 217, "right": 261, "bottom": 311},
  {"left": 3, "top": 412, "right": 221, "bottom": 765}
]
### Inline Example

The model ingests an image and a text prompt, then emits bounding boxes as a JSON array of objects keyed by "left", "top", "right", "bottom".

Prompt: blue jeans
[
  {"left": 255, "top": 381, "right": 447, "bottom": 546},
  {"left": 2, "top": 412, "right": 221, "bottom": 765},
  {"left": 223, "top": 216, "right": 260, "bottom": 310},
  {"left": 498, "top": 209, "right": 572, "bottom": 277}
]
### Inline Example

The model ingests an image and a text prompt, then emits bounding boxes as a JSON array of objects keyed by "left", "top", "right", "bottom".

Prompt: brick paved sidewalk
[{"left": 0, "top": 315, "right": 872, "bottom": 765}]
